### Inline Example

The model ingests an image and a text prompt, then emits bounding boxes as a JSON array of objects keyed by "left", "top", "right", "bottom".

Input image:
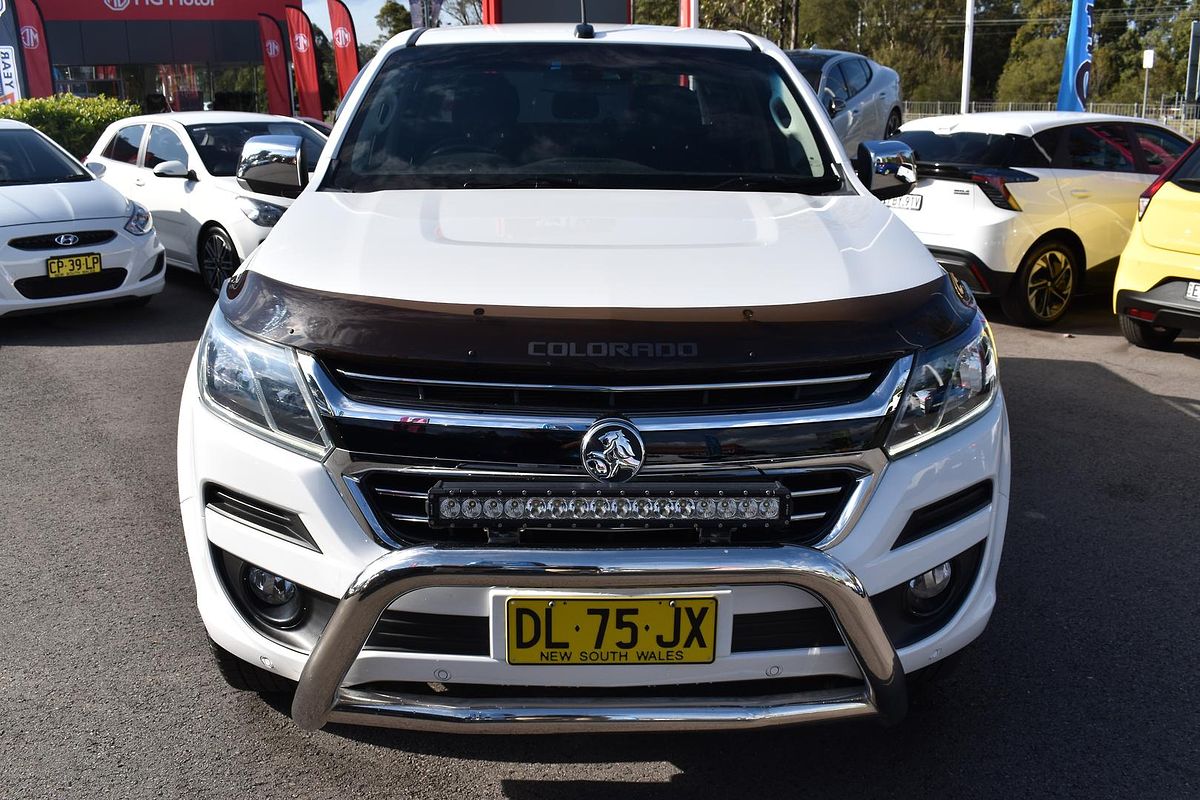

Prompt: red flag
[
  {"left": 259, "top": 14, "right": 291, "bottom": 116},
  {"left": 286, "top": 6, "right": 322, "bottom": 119},
  {"left": 326, "top": 0, "right": 360, "bottom": 100},
  {"left": 14, "top": 0, "right": 52, "bottom": 97}
]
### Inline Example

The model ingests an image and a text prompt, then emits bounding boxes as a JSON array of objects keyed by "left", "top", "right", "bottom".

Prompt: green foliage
[
  {"left": 376, "top": 0, "right": 413, "bottom": 39},
  {"left": 0, "top": 94, "right": 141, "bottom": 157}
]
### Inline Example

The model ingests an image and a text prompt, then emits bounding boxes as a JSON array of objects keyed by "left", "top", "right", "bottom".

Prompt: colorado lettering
[{"left": 528, "top": 342, "right": 699, "bottom": 358}]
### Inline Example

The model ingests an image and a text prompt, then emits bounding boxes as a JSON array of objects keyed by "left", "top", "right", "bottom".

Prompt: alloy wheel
[
  {"left": 1024, "top": 248, "right": 1074, "bottom": 322},
  {"left": 200, "top": 229, "right": 237, "bottom": 294}
]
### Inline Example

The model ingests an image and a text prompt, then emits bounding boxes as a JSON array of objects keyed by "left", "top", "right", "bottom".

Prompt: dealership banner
[
  {"left": 326, "top": 0, "right": 359, "bottom": 100},
  {"left": 1057, "top": 0, "right": 1094, "bottom": 111},
  {"left": 15, "top": 0, "right": 51, "bottom": 98},
  {"left": 286, "top": 5, "right": 321, "bottom": 118},
  {"left": 38, "top": 0, "right": 289, "bottom": 23},
  {"left": 0, "top": 0, "right": 26, "bottom": 103},
  {"left": 259, "top": 13, "right": 290, "bottom": 115}
]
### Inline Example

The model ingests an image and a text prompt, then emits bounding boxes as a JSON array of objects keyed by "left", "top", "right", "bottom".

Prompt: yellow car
[{"left": 1114, "top": 138, "right": 1200, "bottom": 349}]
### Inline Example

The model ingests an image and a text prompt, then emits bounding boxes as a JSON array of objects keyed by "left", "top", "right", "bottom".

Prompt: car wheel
[
  {"left": 1001, "top": 240, "right": 1078, "bottom": 327},
  {"left": 208, "top": 636, "right": 295, "bottom": 694},
  {"left": 884, "top": 109, "right": 902, "bottom": 138},
  {"left": 1119, "top": 314, "right": 1180, "bottom": 350},
  {"left": 198, "top": 226, "right": 240, "bottom": 295}
]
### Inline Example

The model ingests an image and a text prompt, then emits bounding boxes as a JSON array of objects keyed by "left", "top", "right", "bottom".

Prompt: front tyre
[
  {"left": 1119, "top": 314, "right": 1180, "bottom": 350},
  {"left": 884, "top": 109, "right": 902, "bottom": 138},
  {"left": 1001, "top": 240, "right": 1078, "bottom": 327},
  {"left": 208, "top": 636, "right": 294, "bottom": 694},
  {"left": 198, "top": 226, "right": 240, "bottom": 296}
]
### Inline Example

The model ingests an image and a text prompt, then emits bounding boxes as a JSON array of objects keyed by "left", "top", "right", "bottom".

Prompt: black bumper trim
[
  {"left": 926, "top": 246, "right": 1012, "bottom": 298},
  {"left": 1116, "top": 281, "right": 1200, "bottom": 332}
]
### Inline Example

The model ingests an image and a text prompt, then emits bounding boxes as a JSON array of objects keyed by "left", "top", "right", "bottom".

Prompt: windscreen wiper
[
  {"left": 460, "top": 175, "right": 581, "bottom": 189},
  {"left": 705, "top": 174, "right": 843, "bottom": 194}
]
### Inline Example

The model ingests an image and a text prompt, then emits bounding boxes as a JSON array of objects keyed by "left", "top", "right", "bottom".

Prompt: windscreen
[
  {"left": 892, "top": 130, "right": 1019, "bottom": 166},
  {"left": 0, "top": 129, "right": 89, "bottom": 186},
  {"left": 327, "top": 43, "right": 837, "bottom": 193},
  {"left": 185, "top": 122, "right": 327, "bottom": 177}
]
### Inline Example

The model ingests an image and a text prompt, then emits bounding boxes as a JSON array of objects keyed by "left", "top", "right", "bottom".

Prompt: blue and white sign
[{"left": 1057, "top": 0, "right": 1095, "bottom": 111}]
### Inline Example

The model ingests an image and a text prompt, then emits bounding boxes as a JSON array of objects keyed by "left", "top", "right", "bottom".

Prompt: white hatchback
[
  {"left": 0, "top": 119, "right": 164, "bottom": 318},
  {"left": 85, "top": 112, "right": 326, "bottom": 294},
  {"left": 888, "top": 112, "right": 1191, "bottom": 326}
]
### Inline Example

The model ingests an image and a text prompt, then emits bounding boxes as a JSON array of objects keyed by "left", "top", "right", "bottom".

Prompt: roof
[
  {"left": 388, "top": 23, "right": 755, "bottom": 51},
  {"left": 785, "top": 48, "right": 849, "bottom": 61},
  {"left": 0, "top": 119, "right": 32, "bottom": 131},
  {"left": 117, "top": 111, "right": 299, "bottom": 127},
  {"left": 900, "top": 111, "right": 1161, "bottom": 137}
]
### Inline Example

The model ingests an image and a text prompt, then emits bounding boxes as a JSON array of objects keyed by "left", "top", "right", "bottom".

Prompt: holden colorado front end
[{"left": 177, "top": 24, "right": 1010, "bottom": 733}]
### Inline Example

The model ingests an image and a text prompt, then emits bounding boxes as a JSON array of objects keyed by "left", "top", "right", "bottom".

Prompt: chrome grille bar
[{"left": 335, "top": 370, "right": 875, "bottom": 393}]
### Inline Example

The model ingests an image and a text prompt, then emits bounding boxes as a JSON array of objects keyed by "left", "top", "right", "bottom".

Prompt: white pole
[
  {"left": 1142, "top": 69, "right": 1149, "bottom": 117},
  {"left": 689, "top": 0, "right": 700, "bottom": 28},
  {"left": 960, "top": 0, "right": 974, "bottom": 114}
]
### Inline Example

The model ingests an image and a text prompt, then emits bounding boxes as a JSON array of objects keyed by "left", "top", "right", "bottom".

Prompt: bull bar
[{"left": 291, "top": 545, "right": 907, "bottom": 732}]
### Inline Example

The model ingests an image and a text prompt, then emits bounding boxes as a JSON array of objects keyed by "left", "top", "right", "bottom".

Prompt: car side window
[
  {"left": 841, "top": 59, "right": 871, "bottom": 97},
  {"left": 1062, "top": 124, "right": 1136, "bottom": 173},
  {"left": 823, "top": 63, "right": 850, "bottom": 102},
  {"left": 1131, "top": 125, "right": 1189, "bottom": 175},
  {"left": 103, "top": 125, "right": 145, "bottom": 165},
  {"left": 144, "top": 125, "right": 189, "bottom": 170}
]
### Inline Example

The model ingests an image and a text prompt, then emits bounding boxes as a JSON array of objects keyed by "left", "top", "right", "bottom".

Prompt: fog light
[
  {"left": 905, "top": 561, "right": 954, "bottom": 616},
  {"left": 246, "top": 567, "right": 297, "bottom": 606},
  {"left": 242, "top": 564, "right": 304, "bottom": 627}
]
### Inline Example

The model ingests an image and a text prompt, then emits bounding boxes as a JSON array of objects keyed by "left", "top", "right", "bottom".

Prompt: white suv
[
  {"left": 888, "top": 112, "right": 1191, "bottom": 326},
  {"left": 178, "top": 24, "right": 1010, "bottom": 734},
  {"left": 86, "top": 112, "right": 326, "bottom": 294}
]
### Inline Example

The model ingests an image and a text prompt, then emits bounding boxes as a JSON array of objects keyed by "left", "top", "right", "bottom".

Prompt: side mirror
[
  {"left": 152, "top": 160, "right": 192, "bottom": 179},
  {"left": 85, "top": 162, "right": 106, "bottom": 178},
  {"left": 823, "top": 89, "right": 846, "bottom": 117},
  {"left": 237, "top": 135, "right": 307, "bottom": 199},
  {"left": 855, "top": 140, "right": 918, "bottom": 201}
]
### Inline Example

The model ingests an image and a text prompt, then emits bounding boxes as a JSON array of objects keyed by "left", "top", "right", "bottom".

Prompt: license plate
[
  {"left": 1187, "top": 282, "right": 1200, "bottom": 302},
  {"left": 47, "top": 253, "right": 101, "bottom": 278},
  {"left": 884, "top": 193, "right": 923, "bottom": 211},
  {"left": 506, "top": 596, "right": 717, "bottom": 666}
]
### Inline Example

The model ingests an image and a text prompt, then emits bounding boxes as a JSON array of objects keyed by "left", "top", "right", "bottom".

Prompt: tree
[
  {"left": 376, "top": 0, "right": 413, "bottom": 44},
  {"left": 443, "top": 0, "right": 483, "bottom": 25}
]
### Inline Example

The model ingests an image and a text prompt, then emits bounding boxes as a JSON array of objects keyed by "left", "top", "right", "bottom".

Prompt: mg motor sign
[
  {"left": 332, "top": 26, "right": 351, "bottom": 49},
  {"left": 37, "top": 0, "right": 283, "bottom": 21},
  {"left": 103, "top": 0, "right": 217, "bottom": 10},
  {"left": 265, "top": 37, "right": 280, "bottom": 58},
  {"left": 19, "top": 25, "right": 37, "bottom": 48},
  {"left": 293, "top": 31, "right": 309, "bottom": 54}
]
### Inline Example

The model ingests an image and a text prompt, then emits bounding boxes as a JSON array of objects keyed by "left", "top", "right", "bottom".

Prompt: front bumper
[{"left": 292, "top": 544, "right": 905, "bottom": 733}]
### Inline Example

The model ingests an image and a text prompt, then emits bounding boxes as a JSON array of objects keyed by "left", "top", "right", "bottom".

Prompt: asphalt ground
[{"left": 1, "top": 272, "right": 1197, "bottom": 799}]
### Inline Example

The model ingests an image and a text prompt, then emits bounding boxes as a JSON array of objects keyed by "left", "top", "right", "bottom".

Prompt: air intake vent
[
  {"left": 203, "top": 484, "right": 319, "bottom": 551},
  {"left": 892, "top": 480, "right": 993, "bottom": 550},
  {"left": 14, "top": 269, "right": 127, "bottom": 299}
]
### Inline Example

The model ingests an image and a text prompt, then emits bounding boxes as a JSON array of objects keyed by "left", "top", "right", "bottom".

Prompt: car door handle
[{"left": 1070, "top": 189, "right": 1091, "bottom": 199}]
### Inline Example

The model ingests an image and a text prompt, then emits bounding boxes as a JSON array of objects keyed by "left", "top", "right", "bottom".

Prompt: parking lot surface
[{"left": 1, "top": 274, "right": 1197, "bottom": 800}]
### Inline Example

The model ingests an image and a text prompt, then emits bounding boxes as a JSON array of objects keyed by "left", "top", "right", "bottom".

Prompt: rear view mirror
[
  {"left": 153, "top": 160, "right": 193, "bottom": 179},
  {"left": 856, "top": 140, "right": 917, "bottom": 201},
  {"left": 85, "top": 162, "right": 106, "bottom": 178},
  {"left": 237, "top": 135, "right": 307, "bottom": 199}
]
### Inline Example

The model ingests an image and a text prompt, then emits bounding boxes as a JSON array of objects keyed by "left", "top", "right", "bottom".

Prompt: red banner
[
  {"left": 14, "top": 0, "right": 52, "bottom": 98},
  {"left": 258, "top": 14, "right": 290, "bottom": 115},
  {"left": 326, "top": 0, "right": 359, "bottom": 100},
  {"left": 39, "top": 0, "right": 291, "bottom": 23},
  {"left": 286, "top": 5, "right": 321, "bottom": 119}
]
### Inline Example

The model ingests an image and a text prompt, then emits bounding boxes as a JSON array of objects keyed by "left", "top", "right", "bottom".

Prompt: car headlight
[
  {"left": 198, "top": 307, "right": 330, "bottom": 458},
  {"left": 237, "top": 196, "right": 287, "bottom": 227},
  {"left": 886, "top": 313, "right": 999, "bottom": 456},
  {"left": 124, "top": 200, "right": 153, "bottom": 235}
]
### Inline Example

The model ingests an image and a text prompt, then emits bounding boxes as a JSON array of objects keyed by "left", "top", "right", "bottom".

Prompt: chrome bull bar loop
[{"left": 291, "top": 545, "right": 906, "bottom": 732}]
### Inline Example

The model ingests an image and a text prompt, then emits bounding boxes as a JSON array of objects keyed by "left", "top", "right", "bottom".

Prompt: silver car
[{"left": 786, "top": 49, "right": 903, "bottom": 155}]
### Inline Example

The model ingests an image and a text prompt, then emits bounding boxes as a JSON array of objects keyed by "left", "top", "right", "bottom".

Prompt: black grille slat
[
  {"left": 366, "top": 610, "right": 490, "bottom": 656},
  {"left": 8, "top": 230, "right": 117, "bottom": 250},
  {"left": 358, "top": 468, "right": 858, "bottom": 548},
  {"left": 730, "top": 608, "right": 844, "bottom": 652},
  {"left": 330, "top": 363, "right": 889, "bottom": 416},
  {"left": 13, "top": 269, "right": 127, "bottom": 299},
  {"left": 203, "top": 483, "right": 319, "bottom": 551}
]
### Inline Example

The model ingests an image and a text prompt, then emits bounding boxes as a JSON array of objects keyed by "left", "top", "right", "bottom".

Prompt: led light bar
[{"left": 427, "top": 482, "right": 791, "bottom": 529}]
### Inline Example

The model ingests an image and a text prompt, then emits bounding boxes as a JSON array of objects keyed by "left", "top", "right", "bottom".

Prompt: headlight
[
  {"left": 198, "top": 307, "right": 330, "bottom": 458},
  {"left": 124, "top": 200, "right": 153, "bottom": 235},
  {"left": 886, "top": 313, "right": 998, "bottom": 456},
  {"left": 237, "top": 197, "right": 287, "bottom": 227}
]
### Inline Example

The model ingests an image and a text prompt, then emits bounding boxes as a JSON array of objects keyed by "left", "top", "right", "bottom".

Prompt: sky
[{"left": 304, "top": 0, "right": 388, "bottom": 47}]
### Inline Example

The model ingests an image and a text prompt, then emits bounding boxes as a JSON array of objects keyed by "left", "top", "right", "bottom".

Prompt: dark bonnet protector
[{"left": 221, "top": 271, "right": 977, "bottom": 382}]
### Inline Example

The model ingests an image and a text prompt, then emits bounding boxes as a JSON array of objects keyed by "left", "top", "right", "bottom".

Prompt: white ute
[{"left": 177, "top": 24, "right": 1011, "bottom": 733}]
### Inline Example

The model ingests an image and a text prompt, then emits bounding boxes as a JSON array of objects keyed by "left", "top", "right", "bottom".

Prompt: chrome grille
[
  {"left": 352, "top": 467, "right": 864, "bottom": 549},
  {"left": 327, "top": 362, "right": 891, "bottom": 415}
]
